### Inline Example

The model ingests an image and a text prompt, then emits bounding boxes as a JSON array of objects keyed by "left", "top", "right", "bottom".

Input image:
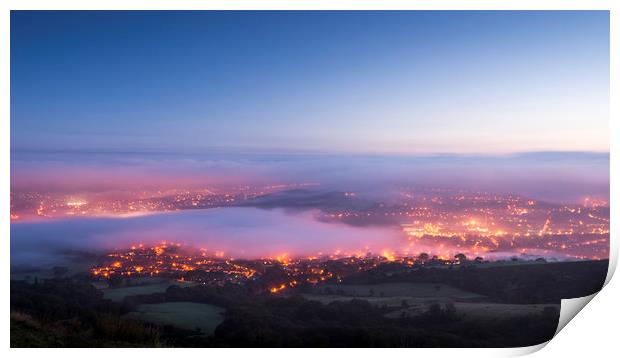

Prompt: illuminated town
[
  {"left": 88, "top": 241, "right": 468, "bottom": 294},
  {"left": 61, "top": 183, "right": 609, "bottom": 294},
  {"left": 320, "top": 188, "right": 609, "bottom": 260},
  {"left": 11, "top": 184, "right": 609, "bottom": 262},
  {"left": 9, "top": 183, "right": 320, "bottom": 220},
  {"left": 88, "top": 186, "right": 609, "bottom": 293}
]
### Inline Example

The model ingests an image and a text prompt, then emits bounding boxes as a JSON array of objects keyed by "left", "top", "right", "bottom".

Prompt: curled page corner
[
  {"left": 541, "top": 253, "right": 616, "bottom": 352},
  {"left": 511, "top": 292, "right": 601, "bottom": 356},
  {"left": 555, "top": 292, "right": 598, "bottom": 336},
  {"left": 605, "top": 246, "right": 618, "bottom": 286},
  {"left": 507, "top": 341, "right": 549, "bottom": 356}
]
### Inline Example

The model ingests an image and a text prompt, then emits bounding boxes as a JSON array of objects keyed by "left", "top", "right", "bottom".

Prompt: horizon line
[{"left": 10, "top": 146, "right": 611, "bottom": 159}]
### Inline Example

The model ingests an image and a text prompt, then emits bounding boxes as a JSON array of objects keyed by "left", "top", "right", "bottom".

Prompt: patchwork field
[
  {"left": 124, "top": 301, "right": 225, "bottom": 335},
  {"left": 384, "top": 302, "right": 560, "bottom": 319},
  {"left": 310, "top": 282, "right": 483, "bottom": 299},
  {"left": 101, "top": 280, "right": 197, "bottom": 302},
  {"left": 454, "top": 302, "right": 560, "bottom": 319},
  {"left": 302, "top": 282, "right": 485, "bottom": 310},
  {"left": 304, "top": 282, "right": 559, "bottom": 321}
]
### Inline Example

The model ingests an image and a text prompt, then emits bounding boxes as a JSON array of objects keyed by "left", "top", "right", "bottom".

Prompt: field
[
  {"left": 303, "top": 282, "right": 484, "bottom": 308},
  {"left": 313, "top": 282, "right": 484, "bottom": 298},
  {"left": 101, "top": 280, "right": 197, "bottom": 302},
  {"left": 454, "top": 302, "right": 560, "bottom": 319},
  {"left": 124, "top": 302, "right": 225, "bottom": 335},
  {"left": 304, "top": 282, "right": 560, "bottom": 321},
  {"left": 384, "top": 301, "right": 560, "bottom": 319}
]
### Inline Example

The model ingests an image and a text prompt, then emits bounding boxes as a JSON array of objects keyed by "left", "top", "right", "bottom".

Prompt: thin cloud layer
[{"left": 11, "top": 150, "right": 610, "bottom": 203}]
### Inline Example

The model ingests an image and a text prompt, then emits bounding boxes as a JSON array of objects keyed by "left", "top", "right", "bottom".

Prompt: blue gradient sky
[{"left": 11, "top": 11, "right": 609, "bottom": 154}]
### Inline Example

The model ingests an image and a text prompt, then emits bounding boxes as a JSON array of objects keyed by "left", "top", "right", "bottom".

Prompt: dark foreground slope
[{"left": 11, "top": 260, "right": 608, "bottom": 348}]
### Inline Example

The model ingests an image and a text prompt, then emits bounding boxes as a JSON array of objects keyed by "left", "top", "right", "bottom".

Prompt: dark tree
[{"left": 454, "top": 253, "right": 467, "bottom": 262}]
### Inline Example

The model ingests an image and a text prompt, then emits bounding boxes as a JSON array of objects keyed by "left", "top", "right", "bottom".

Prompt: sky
[
  {"left": 9, "top": 11, "right": 610, "bottom": 264},
  {"left": 11, "top": 11, "right": 609, "bottom": 155}
]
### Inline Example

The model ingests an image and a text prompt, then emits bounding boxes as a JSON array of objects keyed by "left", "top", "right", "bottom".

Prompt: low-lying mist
[
  {"left": 10, "top": 207, "right": 405, "bottom": 267},
  {"left": 10, "top": 150, "right": 610, "bottom": 204}
]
